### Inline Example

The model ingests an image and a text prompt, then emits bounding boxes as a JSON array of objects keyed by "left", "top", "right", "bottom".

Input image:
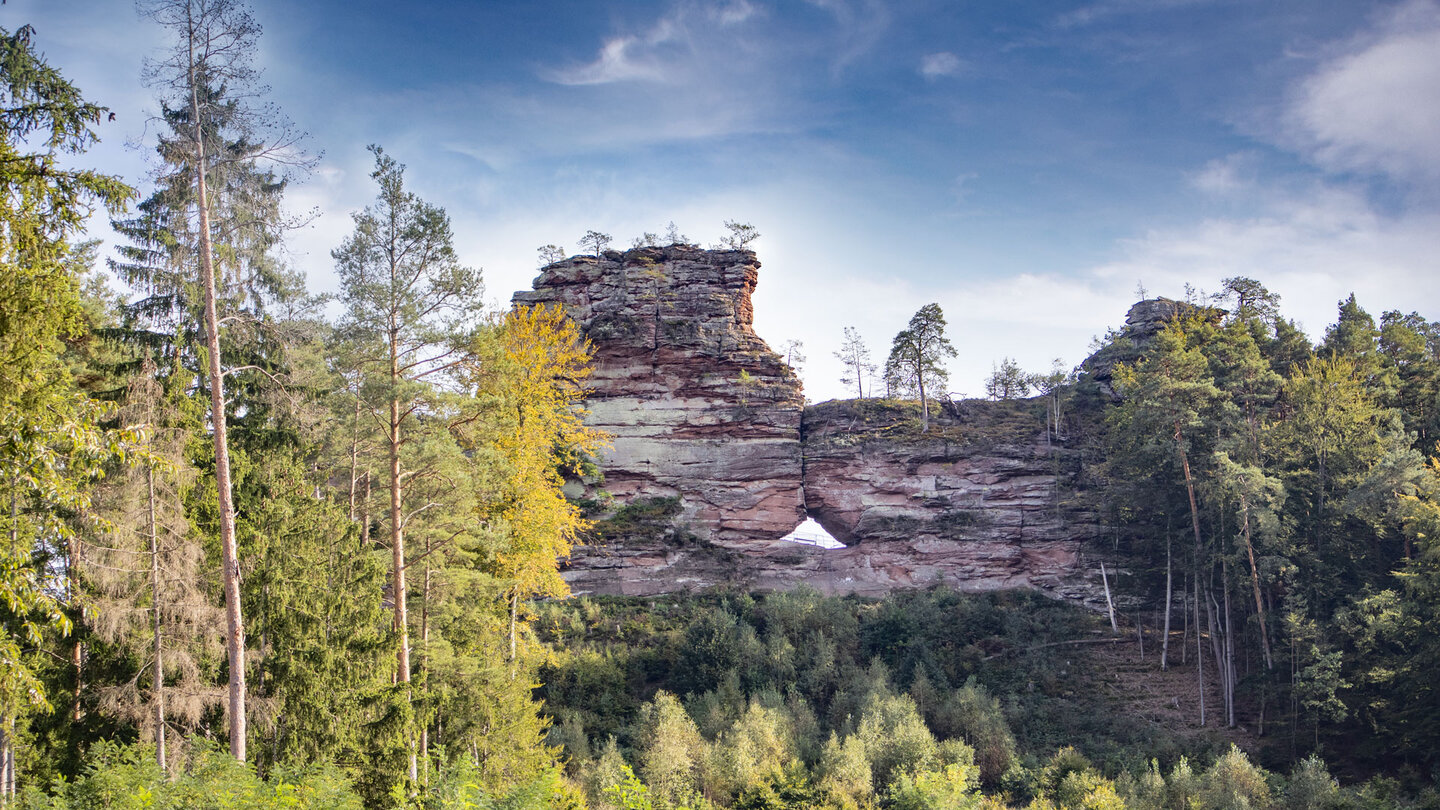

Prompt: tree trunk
[
  {"left": 1101, "top": 562, "right": 1118, "bottom": 635},
  {"left": 190, "top": 29, "right": 246, "bottom": 761},
  {"left": 348, "top": 397, "right": 361, "bottom": 521},
  {"left": 1239, "top": 493, "right": 1273, "bottom": 669},
  {"left": 1182, "top": 572, "right": 1189, "bottom": 665},
  {"left": 1, "top": 715, "right": 13, "bottom": 802},
  {"left": 70, "top": 530, "right": 83, "bottom": 724},
  {"left": 4, "top": 493, "right": 13, "bottom": 801},
  {"left": 386, "top": 307, "right": 417, "bottom": 784},
  {"left": 1161, "top": 534, "right": 1172, "bottom": 671},
  {"left": 1195, "top": 562, "right": 1205, "bottom": 727},
  {"left": 1223, "top": 560, "right": 1236, "bottom": 728},
  {"left": 420, "top": 543, "right": 431, "bottom": 771},
  {"left": 147, "top": 463, "right": 167, "bottom": 772},
  {"left": 509, "top": 590, "right": 520, "bottom": 665},
  {"left": 1205, "top": 587, "right": 1230, "bottom": 728},
  {"left": 360, "top": 473, "right": 372, "bottom": 547},
  {"left": 917, "top": 367, "right": 929, "bottom": 433}
]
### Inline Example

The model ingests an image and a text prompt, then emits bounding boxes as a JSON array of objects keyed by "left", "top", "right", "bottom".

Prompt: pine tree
[
  {"left": 885, "top": 304, "right": 956, "bottom": 432},
  {"left": 834, "top": 327, "right": 875, "bottom": 400},
  {"left": 333, "top": 145, "right": 483, "bottom": 785}
]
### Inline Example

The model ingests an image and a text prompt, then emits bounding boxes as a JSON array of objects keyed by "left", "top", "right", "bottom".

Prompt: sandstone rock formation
[
  {"left": 513, "top": 245, "right": 806, "bottom": 551},
  {"left": 797, "top": 399, "right": 1102, "bottom": 602},
  {"left": 513, "top": 246, "right": 1108, "bottom": 605},
  {"left": 1083, "top": 297, "right": 1224, "bottom": 393}
]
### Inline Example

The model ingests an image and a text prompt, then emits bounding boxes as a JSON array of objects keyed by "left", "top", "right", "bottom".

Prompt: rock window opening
[{"left": 780, "top": 514, "right": 845, "bottom": 549}]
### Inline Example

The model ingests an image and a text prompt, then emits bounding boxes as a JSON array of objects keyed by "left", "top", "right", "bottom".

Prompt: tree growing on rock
[
  {"left": 579, "top": 230, "right": 612, "bottom": 257},
  {"left": 984, "top": 357, "right": 1031, "bottom": 400},
  {"left": 664, "top": 221, "right": 692, "bottom": 246},
  {"left": 835, "top": 327, "right": 876, "bottom": 399},
  {"left": 885, "top": 304, "right": 956, "bottom": 432},
  {"left": 719, "top": 220, "right": 759, "bottom": 249},
  {"left": 537, "top": 244, "right": 566, "bottom": 267}
]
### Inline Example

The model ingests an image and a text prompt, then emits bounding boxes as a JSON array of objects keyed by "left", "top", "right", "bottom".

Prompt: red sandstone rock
[{"left": 513, "top": 247, "right": 1106, "bottom": 606}]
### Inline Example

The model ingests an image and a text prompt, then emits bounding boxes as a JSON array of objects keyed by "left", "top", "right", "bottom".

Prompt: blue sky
[{"left": 13, "top": 0, "right": 1440, "bottom": 401}]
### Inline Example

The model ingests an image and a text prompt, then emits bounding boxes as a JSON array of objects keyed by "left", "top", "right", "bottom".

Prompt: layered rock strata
[
  {"left": 796, "top": 399, "right": 1102, "bottom": 602},
  {"left": 514, "top": 246, "right": 1105, "bottom": 603},
  {"left": 513, "top": 246, "right": 806, "bottom": 553}
]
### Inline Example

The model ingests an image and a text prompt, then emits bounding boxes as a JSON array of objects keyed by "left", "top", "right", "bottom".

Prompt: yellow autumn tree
[{"left": 460, "top": 303, "right": 607, "bottom": 660}]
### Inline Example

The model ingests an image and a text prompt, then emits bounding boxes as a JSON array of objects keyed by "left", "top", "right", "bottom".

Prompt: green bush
[{"left": 20, "top": 740, "right": 363, "bottom": 810}]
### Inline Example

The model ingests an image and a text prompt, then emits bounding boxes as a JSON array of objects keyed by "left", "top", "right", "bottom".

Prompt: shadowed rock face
[{"left": 512, "top": 246, "right": 1107, "bottom": 605}]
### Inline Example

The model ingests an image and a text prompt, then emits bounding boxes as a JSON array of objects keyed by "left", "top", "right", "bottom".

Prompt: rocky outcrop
[
  {"left": 514, "top": 246, "right": 1106, "bottom": 604},
  {"left": 796, "top": 399, "right": 1102, "bottom": 601},
  {"left": 513, "top": 246, "right": 806, "bottom": 552},
  {"left": 1082, "top": 298, "right": 1224, "bottom": 393}
]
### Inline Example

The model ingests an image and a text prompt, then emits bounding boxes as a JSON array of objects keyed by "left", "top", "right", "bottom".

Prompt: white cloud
[
  {"left": 1083, "top": 182, "right": 1440, "bottom": 338},
  {"left": 543, "top": 0, "right": 761, "bottom": 86},
  {"left": 801, "top": 0, "right": 889, "bottom": 73},
  {"left": 544, "top": 34, "right": 678, "bottom": 86},
  {"left": 1285, "top": 0, "right": 1440, "bottom": 181},
  {"left": 1189, "top": 152, "right": 1261, "bottom": 196},
  {"left": 919, "top": 52, "right": 964, "bottom": 79},
  {"left": 1055, "top": 0, "right": 1218, "bottom": 29}
]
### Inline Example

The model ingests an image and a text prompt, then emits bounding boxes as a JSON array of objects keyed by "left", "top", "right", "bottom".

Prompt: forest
[{"left": 6, "top": 2, "right": 1440, "bottom": 809}]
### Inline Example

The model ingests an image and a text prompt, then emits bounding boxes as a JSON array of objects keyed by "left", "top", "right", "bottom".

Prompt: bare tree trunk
[
  {"left": 148, "top": 463, "right": 167, "bottom": 772},
  {"left": 1182, "top": 572, "right": 1190, "bottom": 665},
  {"left": 1239, "top": 494, "right": 1273, "bottom": 669},
  {"left": 1101, "top": 562, "right": 1118, "bottom": 635},
  {"left": 189, "top": 27, "right": 246, "bottom": 761},
  {"left": 918, "top": 371, "right": 929, "bottom": 433},
  {"left": 1206, "top": 587, "right": 1231, "bottom": 728},
  {"left": 420, "top": 544, "right": 431, "bottom": 772},
  {"left": 348, "top": 397, "right": 361, "bottom": 521},
  {"left": 360, "top": 473, "right": 372, "bottom": 547},
  {"left": 387, "top": 329, "right": 416, "bottom": 785},
  {"left": 1176, "top": 424, "right": 1209, "bottom": 725},
  {"left": 1195, "top": 563, "right": 1205, "bottom": 726},
  {"left": 1, "top": 715, "right": 13, "bottom": 802},
  {"left": 68, "top": 525, "right": 83, "bottom": 725},
  {"left": 1161, "top": 534, "right": 1172, "bottom": 671},
  {"left": 1223, "top": 560, "right": 1236, "bottom": 728}
]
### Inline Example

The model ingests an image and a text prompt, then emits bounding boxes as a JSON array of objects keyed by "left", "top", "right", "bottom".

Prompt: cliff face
[
  {"left": 513, "top": 246, "right": 1106, "bottom": 604},
  {"left": 513, "top": 246, "right": 806, "bottom": 553},
  {"left": 798, "top": 399, "right": 1101, "bottom": 602}
]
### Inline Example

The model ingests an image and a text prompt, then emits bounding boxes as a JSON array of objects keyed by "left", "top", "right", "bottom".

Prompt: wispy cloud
[
  {"left": 543, "top": 0, "right": 761, "bottom": 86},
  {"left": 1283, "top": 0, "right": 1440, "bottom": 182},
  {"left": 919, "top": 51, "right": 965, "bottom": 79},
  {"left": 1085, "top": 180, "right": 1440, "bottom": 335},
  {"left": 1189, "top": 152, "right": 1262, "bottom": 196},
  {"left": 1055, "top": 0, "right": 1220, "bottom": 29},
  {"left": 802, "top": 0, "right": 890, "bottom": 74}
]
